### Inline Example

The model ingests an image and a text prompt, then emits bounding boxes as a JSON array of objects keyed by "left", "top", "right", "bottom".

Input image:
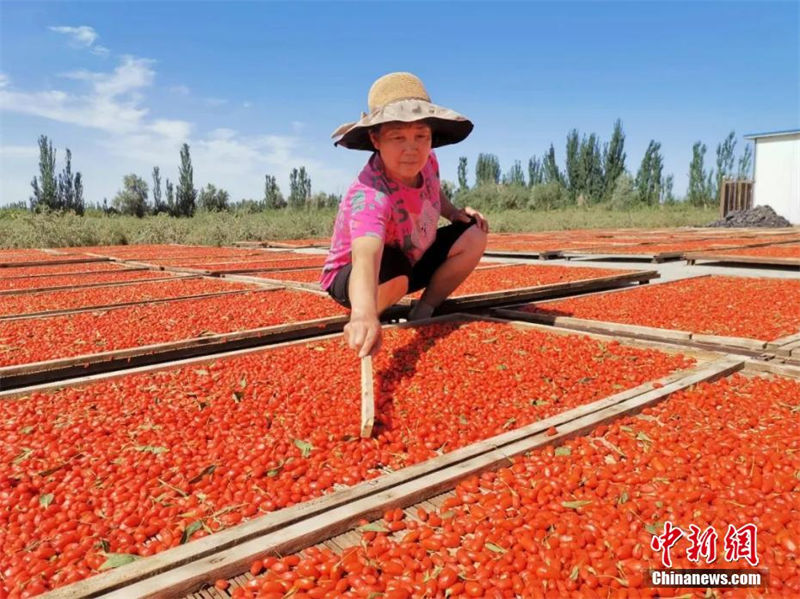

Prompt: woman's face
[{"left": 370, "top": 121, "right": 432, "bottom": 186}]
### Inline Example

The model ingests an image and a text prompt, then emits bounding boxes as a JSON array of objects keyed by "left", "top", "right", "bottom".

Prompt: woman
[{"left": 321, "top": 72, "right": 488, "bottom": 357}]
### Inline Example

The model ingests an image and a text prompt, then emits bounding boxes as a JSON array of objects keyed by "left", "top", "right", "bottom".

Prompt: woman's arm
[
  {"left": 440, "top": 189, "right": 489, "bottom": 232},
  {"left": 344, "top": 235, "right": 383, "bottom": 357}
]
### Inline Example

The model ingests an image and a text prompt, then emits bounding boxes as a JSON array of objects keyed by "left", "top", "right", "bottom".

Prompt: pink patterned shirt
[{"left": 320, "top": 151, "right": 441, "bottom": 290}]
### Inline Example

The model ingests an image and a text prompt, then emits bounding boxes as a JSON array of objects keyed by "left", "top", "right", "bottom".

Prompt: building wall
[{"left": 753, "top": 133, "right": 800, "bottom": 224}]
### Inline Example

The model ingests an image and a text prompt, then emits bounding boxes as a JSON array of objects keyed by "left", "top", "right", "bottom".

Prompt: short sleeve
[
  {"left": 349, "top": 189, "right": 391, "bottom": 242},
  {"left": 429, "top": 151, "right": 440, "bottom": 179}
]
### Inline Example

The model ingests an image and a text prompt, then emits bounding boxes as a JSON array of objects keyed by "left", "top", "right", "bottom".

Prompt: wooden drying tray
[
  {"left": 222, "top": 272, "right": 323, "bottom": 292},
  {"left": 30, "top": 313, "right": 738, "bottom": 599},
  {"left": 0, "top": 286, "right": 255, "bottom": 322},
  {"left": 403, "top": 268, "right": 658, "bottom": 313},
  {"left": 0, "top": 288, "right": 348, "bottom": 390},
  {"left": 489, "top": 273, "right": 798, "bottom": 358},
  {"left": 482, "top": 248, "right": 564, "bottom": 259},
  {"left": 563, "top": 249, "right": 686, "bottom": 263},
  {"left": 685, "top": 252, "right": 800, "bottom": 268},
  {"left": 0, "top": 256, "right": 110, "bottom": 268},
  {"left": 123, "top": 260, "right": 324, "bottom": 276},
  {"left": 0, "top": 268, "right": 177, "bottom": 296},
  {"left": 231, "top": 240, "right": 329, "bottom": 249},
  {"left": 176, "top": 353, "right": 798, "bottom": 599}
]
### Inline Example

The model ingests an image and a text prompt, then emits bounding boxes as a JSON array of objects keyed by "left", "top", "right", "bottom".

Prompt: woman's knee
[{"left": 450, "top": 224, "right": 487, "bottom": 257}]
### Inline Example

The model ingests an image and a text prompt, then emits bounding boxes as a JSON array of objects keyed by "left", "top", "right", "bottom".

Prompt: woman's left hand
[{"left": 451, "top": 206, "right": 489, "bottom": 233}]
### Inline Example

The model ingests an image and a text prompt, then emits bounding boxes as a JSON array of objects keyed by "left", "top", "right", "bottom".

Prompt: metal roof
[{"left": 743, "top": 129, "right": 800, "bottom": 140}]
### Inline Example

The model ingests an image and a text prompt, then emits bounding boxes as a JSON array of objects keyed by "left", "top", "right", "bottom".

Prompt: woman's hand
[
  {"left": 451, "top": 206, "right": 489, "bottom": 233},
  {"left": 344, "top": 312, "right": 382, "bottom": 358}
]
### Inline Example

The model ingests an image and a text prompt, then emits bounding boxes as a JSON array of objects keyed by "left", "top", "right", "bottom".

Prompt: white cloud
[
  {"left": 0, "top": 145, "right": 38, "bottom": 159},
  {"left": 92, "top": 45, "right": 110, "bottom": 57},
  {"left": 0, "top": 39, "right": 351, "bottom": 205},
  {"left": 2, "top": 56, "right": 158, "bottom": 135},
  {"left": 242, "top": 101, "right": 252, "bottom": 109},
  {"left": 204, "top": 97, "right": 227, "bottom": 107},
  {"left": 49, "top": 25, "right": 99, "bottom": 47}
]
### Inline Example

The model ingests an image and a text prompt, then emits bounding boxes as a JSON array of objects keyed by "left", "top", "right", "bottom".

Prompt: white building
[{"left": 744, "top": 129, "right": 800, "bottom": 224}]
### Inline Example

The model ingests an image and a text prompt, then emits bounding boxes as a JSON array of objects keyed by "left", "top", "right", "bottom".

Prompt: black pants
[{"left": 327, "top": 219, "right": 475, "bottom": 308}]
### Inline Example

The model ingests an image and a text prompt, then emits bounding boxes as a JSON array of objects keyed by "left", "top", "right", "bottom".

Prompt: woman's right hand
[{"left": 344, "top": 313, "right": 382, "bottom": 358}]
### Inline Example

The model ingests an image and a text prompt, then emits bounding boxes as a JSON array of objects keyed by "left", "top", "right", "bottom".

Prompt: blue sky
[{"left": 1, "top": 1, "right": 798, "bottom": 206}]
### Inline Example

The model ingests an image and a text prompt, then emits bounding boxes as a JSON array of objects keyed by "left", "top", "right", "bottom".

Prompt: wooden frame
[
  {"left": 405, "top": 269, "right": 658, "bottom": 312},
  {"left": 0, "top": 270, "right": 184, "bottom": 296},
  {"left": 0, "top": 288, "right": 348, "bottom": 389},
  {"left": 33, "top": 314, "right": 738, "bottom": 598},
  {"left": 488, "top": 274, "right": 799, "bottom": 358},
  {"left": 0, "top": 256, "right": 109, "bottom": 268},
  {"left": 490, "top": 311, "right": 788, "bottom": 358},
  {"left": 482, "top": 249, "right": 564, "bottom": 260},
  {"left": 686, "top": 252, "right": 800, "bottom": 269},
  {"left": 563, "top": 250, "right": 685, "bottom": 263},
  {"left": 0, "top": 288, "right": 256, "bottom": 322}
]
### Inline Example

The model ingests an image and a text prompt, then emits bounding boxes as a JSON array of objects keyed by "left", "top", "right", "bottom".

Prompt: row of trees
[
  {"left": 28, "top": 122, "right": 754, "bottom": 216},
  {"left": 454, "top": 122, "right": 753, "bottom": 209},
  {"left": 29, "top": 136, "right": 86, "bottom": 214}
]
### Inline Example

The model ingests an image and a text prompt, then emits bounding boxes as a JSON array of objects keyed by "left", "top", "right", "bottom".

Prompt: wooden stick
[{"left": 360, "top": 355, "right": 375, "bottom": 438}]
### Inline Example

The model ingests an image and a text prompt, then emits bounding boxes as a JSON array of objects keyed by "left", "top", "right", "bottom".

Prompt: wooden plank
[
  {"left": 222, "top": 273, "right": 322, "bottom": 293},
  {"left": 491, "top": 308, "right": 693, "bottom": 343},
  {"left": 360, "top": 355, "right": 375, "bottom": 438},
  {"left": 741, "top": 359, "right": 800, "bottom": 379},
  {"left": 482, "top": 250, "right": 564, "bottom": 260},
  {"left": 0, "top": 265, "right": 137, "bottom": 281},
  {"left": 79, "top": 358, "right": 742, "bottom": 599},
  {"left": 0, "top": 257, "right": 109, "bottom": 268},
  {"left": 0, "top": 312, "right": 349, "bottom": 390},
  {"left": 0, "top": 289, "right": 251, "bottom": 321},
  {"left": 783, "top": 339, "right": 800, "bottom": 358},
  {"left": 765, "top": 332, "right": 800, "bottom": 352},
  {"left": 684, "top": 252, "right": 800, "bottom": 267},
  {"left": 691, "top": 333, "right": 767, "bottom": 352},
  {"left": 492, "top": 307, "right": 775, "bottom": 357},
  {"left": 206, "top": 264, "right": 321, "bottom": 276},
  {"left": 423, "top": 270, "right": 659, "bottom": 313},
  {"left": 0, "top": 271, "right": 187, "bottom": 296}
]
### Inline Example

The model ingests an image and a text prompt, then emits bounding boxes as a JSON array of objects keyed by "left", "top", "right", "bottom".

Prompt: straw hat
[{"left": 332, "top": 72, "right": 473, "bottom": 151}]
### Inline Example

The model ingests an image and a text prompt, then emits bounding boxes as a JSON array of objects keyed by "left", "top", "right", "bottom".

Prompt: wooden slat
[
  {"left": 409, "top": 270, "right": 659, "bottom": 313},
  {"left": 741, "top": 359, "right": 800, "bottom": 379},
  {"left": 691, "top": 333, "right": 768, "bottom": 352},
  {"left": 766, "top": 332, "right": 800, "bottom": 352},
  {"left": 0, "top": 257, "right": 109, "bottom": 268},
  {"left": 482, "top": 250, "right": 564, "bottom": 260},
  {"left": 81, "top": 358, "right": 742, "bottom": 599},
  {"left": 0, "top": 289, "right": 251, "bottom": 321},
  {"left": 0, "top": 310, "right": 348, "bottom": 390},
  {"left": 0, "top": 270, "right": 185, "bottom": 296},
  {"left": 492, "top": 306, "right": 773, "bottom": 357},
  {"left": 685, "top": 252, "right": 800, "bottom": 267},
  {"left": 221, "top": 273, "right": 322, "bottom": 293},
  {"left": 492, "top": 308, "right": 693, "bottom": 344}
]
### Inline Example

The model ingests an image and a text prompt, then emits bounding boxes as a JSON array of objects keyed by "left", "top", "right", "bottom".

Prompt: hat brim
[{"left": 332, "top": 99, "right": 473, "bottom": 151}]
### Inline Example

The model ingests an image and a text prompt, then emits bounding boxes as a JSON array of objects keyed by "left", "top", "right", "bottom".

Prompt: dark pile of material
[{"left": 706, "top": 205, "right": 792, "bottom": 228}]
